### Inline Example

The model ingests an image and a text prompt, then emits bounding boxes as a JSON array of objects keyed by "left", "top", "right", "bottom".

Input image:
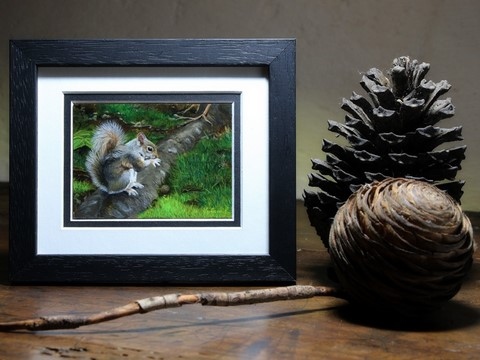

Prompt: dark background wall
[{"left": 1, "top": 0, "right": 478, "bottom": 209}]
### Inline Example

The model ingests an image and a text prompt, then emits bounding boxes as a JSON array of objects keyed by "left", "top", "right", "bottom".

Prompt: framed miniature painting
[{"left": 9, "top": 39, "right": 296, "bottom": 284}]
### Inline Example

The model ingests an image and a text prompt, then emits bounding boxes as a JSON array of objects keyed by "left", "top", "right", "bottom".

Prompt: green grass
[
  {"left": 96, "top": 103, "right": 179, "bottom": 129},
  {"left": 139, "top": 130, "right": 233, "bottom": 220},
  {"left": 72, "top": 180, "right": 95, "bottom": 208},
  {"left": 140, "top": 192, "right": 232, "bottom": 219},
  {"left": 73, "top": 180, "right": 95, "bottom": 194}
]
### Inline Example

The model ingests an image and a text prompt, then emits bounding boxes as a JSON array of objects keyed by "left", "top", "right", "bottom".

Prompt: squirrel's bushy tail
[{"left": 85, "top": 121, "right": 125, "bottom": 192}]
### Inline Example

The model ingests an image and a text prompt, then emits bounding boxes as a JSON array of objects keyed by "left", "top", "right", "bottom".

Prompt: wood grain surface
[{"left": 0, "top": 183, "right": 479, "bottom": 359}]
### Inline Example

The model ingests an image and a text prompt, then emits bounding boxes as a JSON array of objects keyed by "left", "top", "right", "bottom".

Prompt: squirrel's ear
[{"left": 137, "top": 132, "right": 146, "bottom": 144}]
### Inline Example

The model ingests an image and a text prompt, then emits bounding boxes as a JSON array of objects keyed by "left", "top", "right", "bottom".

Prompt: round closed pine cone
[{"left": 329, "top": 177, "right": 475, "bottom": 316}]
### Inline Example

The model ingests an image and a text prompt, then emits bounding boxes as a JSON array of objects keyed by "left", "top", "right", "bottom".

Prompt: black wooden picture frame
[{"left": 9, "top": 39, "right": 296, "bottom": 284}]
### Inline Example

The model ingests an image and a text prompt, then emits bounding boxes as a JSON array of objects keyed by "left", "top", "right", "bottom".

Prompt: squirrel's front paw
[
  {"left": 132, "top": 182, "right": 144, "bottom": 189},
  {"left": 153, "top": 158, "right": 161, "bottom": 167}
]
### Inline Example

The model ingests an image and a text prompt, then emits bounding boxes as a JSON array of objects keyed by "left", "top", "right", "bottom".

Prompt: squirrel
[{"left": 85, "top": 121, "right": 161, "bottom": 196}]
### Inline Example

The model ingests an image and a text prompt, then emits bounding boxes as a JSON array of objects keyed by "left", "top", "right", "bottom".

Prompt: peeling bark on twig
[{"left": 0, "top": 285, "right": 346, "bottom": 332}]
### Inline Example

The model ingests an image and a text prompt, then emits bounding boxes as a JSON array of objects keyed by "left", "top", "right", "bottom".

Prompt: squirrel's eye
[{"left": 147, "top": 146, "right": 153, "bottom": 152}]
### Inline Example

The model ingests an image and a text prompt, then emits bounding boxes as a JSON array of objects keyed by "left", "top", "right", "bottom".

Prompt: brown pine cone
[{"left": 329, "top": 178, "right": 475, "bottom": 316}]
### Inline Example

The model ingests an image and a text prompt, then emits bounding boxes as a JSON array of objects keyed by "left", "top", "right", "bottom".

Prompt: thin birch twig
[{"left": 0, "top": 285, "right": 345, "bottom": 332}]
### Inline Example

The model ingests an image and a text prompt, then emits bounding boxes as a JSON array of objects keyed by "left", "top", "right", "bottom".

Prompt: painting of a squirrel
[{"left": 85, "top": 121, "right": 161, "bottom": 196}]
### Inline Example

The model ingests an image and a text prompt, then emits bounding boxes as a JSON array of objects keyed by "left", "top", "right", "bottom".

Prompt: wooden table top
[{"left": 0, "top": 183, "right": 479, "bottom": 359}]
